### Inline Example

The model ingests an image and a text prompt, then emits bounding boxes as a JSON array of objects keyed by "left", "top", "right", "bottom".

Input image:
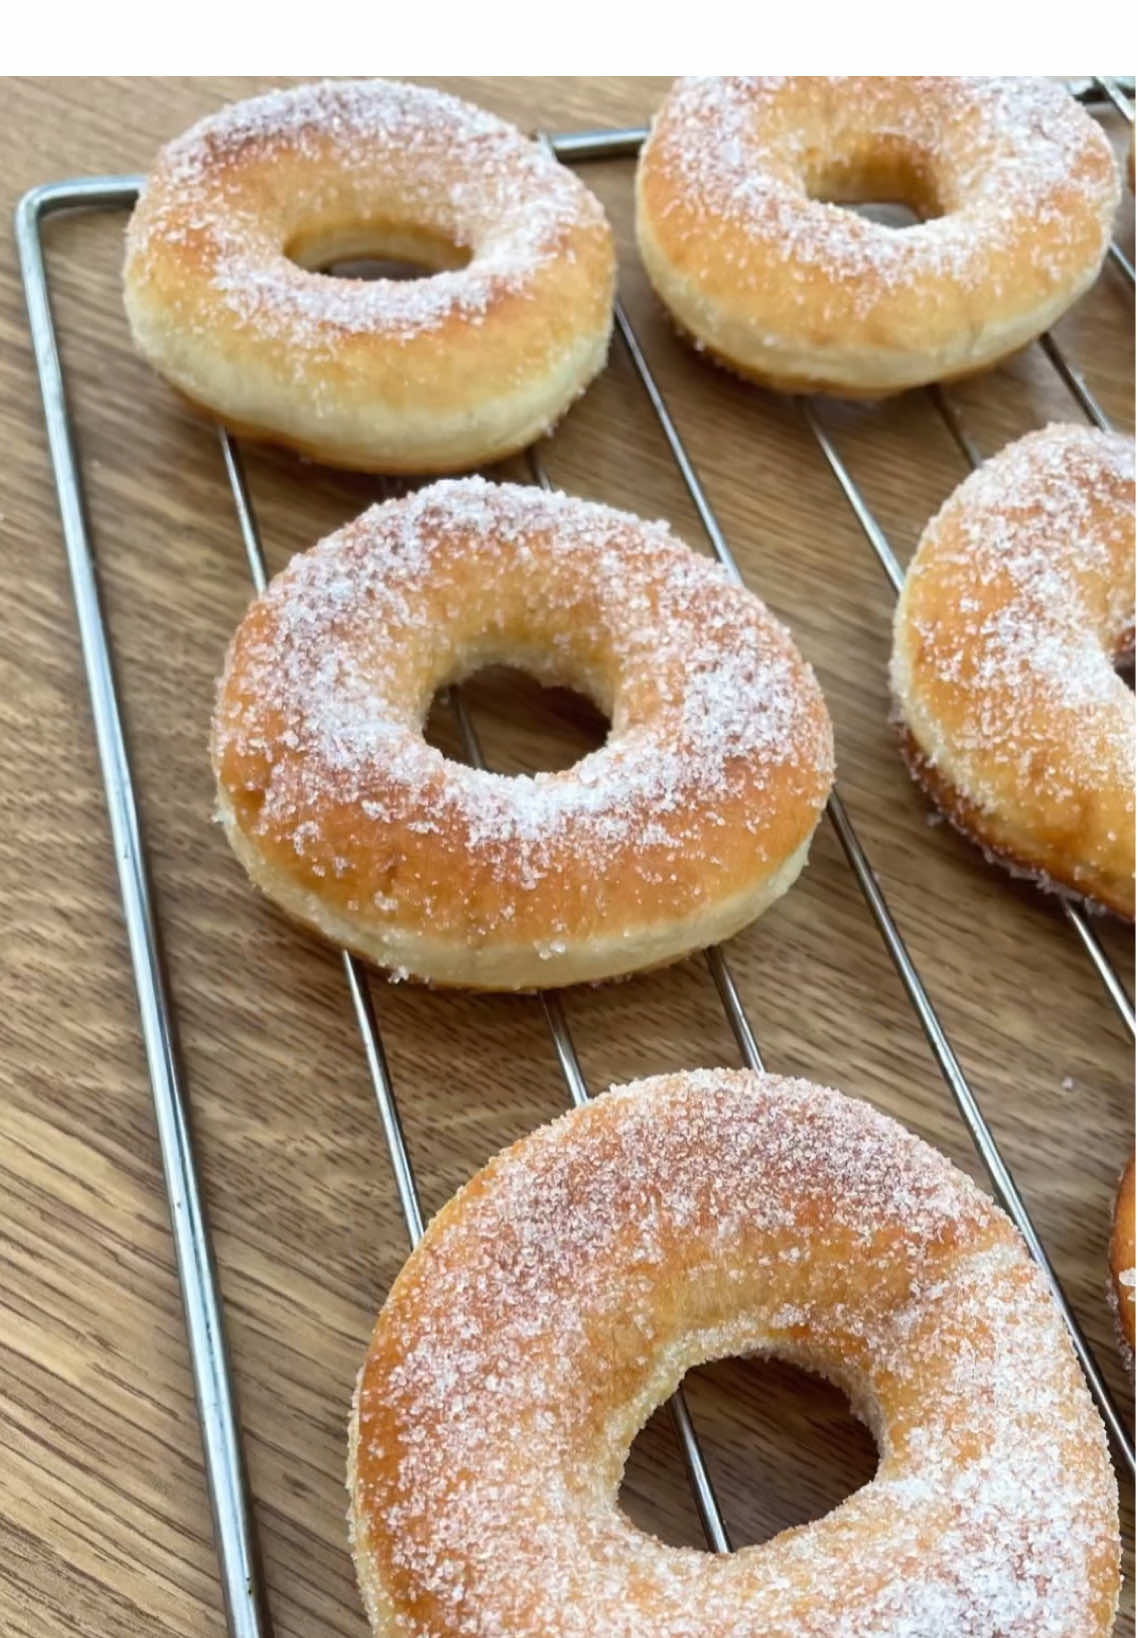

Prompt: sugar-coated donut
[
  {"left": 891, "top": 426, "right": 1135, "bottom": 917},
  {"left": 349, "top": 1068, "right": 1119, "bottom": 1637},
  {"left": 1110, "top": 1153, "right": 1135, "bottom": 1363},
  {"left": 124, "top": 80, "right": 615, "bottom": 473},
  {"left": 212, "top": 479, "right": 833, "bottom": 990},
  {"left": 636, "top": 77, "right": 1120, "bottom": 397}
]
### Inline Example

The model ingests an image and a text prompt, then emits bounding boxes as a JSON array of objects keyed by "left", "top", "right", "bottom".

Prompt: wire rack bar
[
  {"left": 705, "top": 944, "right": 767, "bottom": 1072},
  {"left": 1096, "top": 76, "right": 1136, "bottom": 123},
  {"left": 1039, "top": 332, "right": 1117, "bottom": 433},
  {"left": 1108, "top": 241, "right": 1136, "bottom": 286},
  {"left": 546, "top": 126, "right": 646, "bottom": 159},
  {"left": 16, "top": 179, "right": 271, "bottom": 1638},
  {"left": 1038, "top": 331, "right": 1113, "bottom": 431},
  {"left": 608, "top": 298, "right": 1134, "bottom": 1472},
  {"left": 926, "top": 382, "right": 985, "bottom": 468},
  {"left": 220, "top": 431, "right": 429, "bottom": 1250},
  {"left": 802, "top": 401, "right": 906, "bottom": 593}
]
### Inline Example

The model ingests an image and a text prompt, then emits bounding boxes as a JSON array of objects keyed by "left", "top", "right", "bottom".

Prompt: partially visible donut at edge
[{"left": 891, "top": 425, "right": 1135, "bottom": 917}]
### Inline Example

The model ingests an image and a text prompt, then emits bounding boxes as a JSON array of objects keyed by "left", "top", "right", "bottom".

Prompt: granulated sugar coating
[
  {"left": 891, "top": 425, "right": 1135, "bottom": 914},
  {"left": 127, "top": 79, "right": 606, "bottom": 350},
  {"left": 212, "top": 479, "right": 833, "bottom": 985},
  {"left": 350, "top": 1070, "right": 1119, "bottom": 1637},
  {"left": 643, "top": 78, "right": 1117, "bottom": 315},
  {"left": 122, "top": 80, "right": 615, "bottom": 472},
  {"left": 635, "top": 78, "right": 1118, "bottom": 397}
]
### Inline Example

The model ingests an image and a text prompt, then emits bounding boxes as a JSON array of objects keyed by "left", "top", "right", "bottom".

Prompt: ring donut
[
  {"left": 636, "top": 77, "right": 1119, "bottom": 397},
  {"left": 124, "top": 80, "right": 615, "bottom": 472},
  {"left": 1110, "top": 1153, "right": 1135, "bottom": 1363},
  {"left": 349, "top": 1068, "right": 1120, "bottom": 1637},
  {"left": 212, "top": 479, "right": 834, "bottom": 989},
  {"left": 891, "top": 425, "right": 1135, "bottom": 917}
]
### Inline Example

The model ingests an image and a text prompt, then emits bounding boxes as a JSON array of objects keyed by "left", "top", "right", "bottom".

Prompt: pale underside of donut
[{"left": 214, "top": 786, "right": 813, "bottom": 989}]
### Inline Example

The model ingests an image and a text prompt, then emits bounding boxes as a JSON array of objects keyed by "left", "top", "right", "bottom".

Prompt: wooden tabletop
[{"left": 2, "top": 77, "right": 1134, "bottom": 1637}]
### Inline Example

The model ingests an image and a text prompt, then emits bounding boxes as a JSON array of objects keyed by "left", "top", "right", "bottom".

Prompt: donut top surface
[
  {"left": 213, "top": 479, "right": 834, "bottom": 948},
  {"left": 638, "top": 77, "right": 1118, "bottom": 327},
  {"left": 892, "top": 425, "right": 1134, "bottom": 909},
  {"left": 125, "top": 78, "right": 611, "bottom": 354},
  {"left": 352, "top": 1070, "right": 1118, "bottom": 1637}
]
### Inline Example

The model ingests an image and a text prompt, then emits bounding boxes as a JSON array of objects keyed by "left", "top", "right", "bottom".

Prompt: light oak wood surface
[{"left": 1, "top": 76, "right": 1134, "bottom": 1636}]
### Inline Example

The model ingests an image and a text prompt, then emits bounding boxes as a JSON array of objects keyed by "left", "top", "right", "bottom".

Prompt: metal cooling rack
[{"left": 15, "top": 83, "right": 1136, "bottom": 1637}]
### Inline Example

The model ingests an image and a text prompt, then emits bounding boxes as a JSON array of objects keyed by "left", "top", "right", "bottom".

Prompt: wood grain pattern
[{"left": 1, "top": 76, "right": 1133, "bottom": 1636}]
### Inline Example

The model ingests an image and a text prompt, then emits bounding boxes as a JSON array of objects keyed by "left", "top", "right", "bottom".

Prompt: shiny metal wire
[{"left": 17, "top": 177, "right": 271, "bottom": 1638}]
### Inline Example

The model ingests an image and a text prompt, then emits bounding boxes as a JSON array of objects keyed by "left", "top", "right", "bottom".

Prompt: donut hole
[
  {"left": 319, "top": 256, "right": 439, "bottom": 281},
  {"left": 804, "top": 144, "right": 942, "bottom": 228},
  {"left": 287, "top": 222, "right": 473, "bottom": 282},
  {"left": 619, "top": 1355, "right": 878, "bottom": 1551},
  {"left": 423, "top": 664, "right": 610, "bottom": 776},
  {"left": 844, "top": 200, "right": 923, "bottom": 230}
]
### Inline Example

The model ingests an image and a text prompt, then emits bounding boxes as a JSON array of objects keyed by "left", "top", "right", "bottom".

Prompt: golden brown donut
[
  {"left": 636, "top": 77, "right": 1119, "bottom": 397},
  {"left": 124, "top": 80, "right": 615, "bottom": 473},
  {"left": 1110, "top": 1152, "right": 1135, "bottom": 1362},
  {"left": 891, "top": 425, "right": 1135, "bottom": 917},
  {"left": 349, "top": 1068, "right": 1120, "bottom": 1637},
  {"left": 212, "top": 479, "right": 834, "bottom": 989}
]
